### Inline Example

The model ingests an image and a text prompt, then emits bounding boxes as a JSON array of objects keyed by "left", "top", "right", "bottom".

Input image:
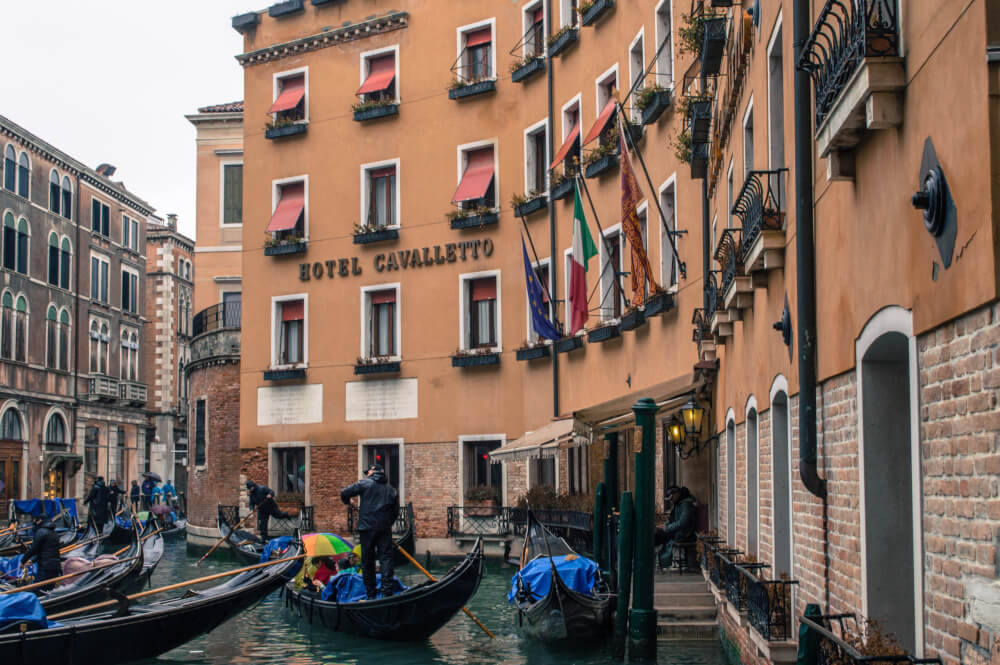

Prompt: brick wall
[
  {"left": 186, "top": 359, "right": 240, "bottom": 528},
  {"left": 309, "top": 443, "right": 357, "bottom": 534},
  {"left": 406, "top": 442, "right": 460, "bottom": 538}
]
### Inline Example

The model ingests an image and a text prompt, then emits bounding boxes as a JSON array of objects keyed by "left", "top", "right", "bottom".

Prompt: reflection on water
[{"left": 137, "top": 539, "right": 726, "bottom": 665}]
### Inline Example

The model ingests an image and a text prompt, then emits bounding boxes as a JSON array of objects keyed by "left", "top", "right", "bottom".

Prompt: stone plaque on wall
[
  {"left": 257, "top": 384, "right": 323, "bottom": 426},
  {"left": 345, "top": 378, "right": 418, "bottom": 421}
]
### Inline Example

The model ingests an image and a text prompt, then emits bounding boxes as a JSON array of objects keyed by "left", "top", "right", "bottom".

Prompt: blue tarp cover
[
  {"left": 0, "top": 592, "right": 55, "bottom": 631},
  {"left": 508, "top": 554, "right": 599, "bottom": 603},
  {"left": 320, "top": 573, "right": 409, "bottom": 602},
  {"left": 259, "top": 536, "right": 293, "bottom": 562},
  {"left": 13, "top": 498, "right": 77, "bottom": 521},
  {"left": 0, "top": 554, "right": 34, "bottom": 581}
]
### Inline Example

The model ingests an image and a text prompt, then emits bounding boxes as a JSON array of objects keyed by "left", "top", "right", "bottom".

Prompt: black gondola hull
[{"left": 516, "top": 572, "right": 612, "bottom": 640}]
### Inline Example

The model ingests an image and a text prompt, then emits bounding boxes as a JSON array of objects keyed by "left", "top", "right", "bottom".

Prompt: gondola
[
  {"left": 0, "top": 522, "right": 84, "bottom": 558},
  {"left": 161, "top": 515, "right": 187, "bottom": 539},
  {"left": 284, "top": 537, "right": 483, "bottom": 641},
  {"left": 0, "top": 541, "right": 303, "bottom": 665},
  {"left": 216, "top": 507, "right": 269, "bottom": 564},
  {"left": 511, "top": 510, "right": 612, "bottom": 641},
  {"left": 119, "top": 523, "right": 164, "bottom": 594}
]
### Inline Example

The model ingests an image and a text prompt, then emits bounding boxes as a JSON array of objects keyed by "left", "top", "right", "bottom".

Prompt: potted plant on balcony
[
  {"left": 582, "top": 141, "right": 620, "bottom": 178},
  {"left": 265, "top": 113, "right": 307, "bottom": 139},
  {"left": 510, "top": 55, "right": 545, "bottom": 83},
  {"left": 587, "top": 319, "right": 621, "bottom": 343},
  {"left": 635, "top": 84, "right": 673, "bottom": 126},
  {"left": 351, "top": 97, "right": 399, "bottom": 122},
  {"left": 353, "top": 222, "right": 399, "bottom": 244},
  {"left": 547, "top": 25, "right": 579, "bottom": 57},
  {"left": 511, "top": 190, "right": 548, "bottom": 218},
  {"left": 451, "top": 347, "right": 501, "bottom": 367},
  {"left": 354, "top": 355, "right": 401, "bottom": 375},
  {"left": 578, "top": 0, "right": 614, "bottom": 26},
  {"left": 516, "top": 339, "right": 551, "bottom": 361},
  {"left": 264, "top": 233, "right": 307, "bottom": 255},
  {"left": 550, "top": 169, "right": 576, "bottom": 201},
  {"left": 448, "top": 76, "right": 497, "bottom": 100},
  {"left": 274, "top": 492, "right": 304, "bottom": 516},
  {"left": 620, "top": 305, "right": 647, "bottom": 331},
  {"left": 464, "top": 485, "right": 500, "bottom": 517},
  {"left": 447, "top": 204, "right": 498, "bottom": 230}
]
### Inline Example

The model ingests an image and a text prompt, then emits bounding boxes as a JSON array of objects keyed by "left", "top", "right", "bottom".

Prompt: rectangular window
[
  {"left": 366, "top": 289, "right": 397, "bottom": 358},
  {"left": 266, "top": 181, "right": 306, "bottom": 241},
  {"left": 358, "top": 52, "right": 396, "bottom": 103},
  {"left": 743, "top": 101, "right": 754, "bottom": 178},
  {"left": 560, "top": 0, "right": 579, "bottom": 28},
  {"left": 48, "top": 242, "right": 59, "bottom": 285},
  {"left": 528, "top": 261, "right": 551, "bottom": 343},
  {"left": 555, "top": 103, "right": 582, "bottom": 173},
  {"left": 91, "top": 255, "right": 110, "bottom": 303},
  {"left": 363, "top": 444, "right": 400, "bottom": 492},
  {"left": 659, "top": 182, "right": 678, "bottom": 288},
  {"left": 91, "top": 200, "right": 110, "bottom": 237},
  {"left": 530, "top": 457, "right": 556, "bottom": 487},
  {"left": 121, "top": 269, "right": 138, "bottom": 313},
  {"left": 727, "top": 163, "right": 734, "bottom": 228},
  {"left": 453, "top": 146, "right": 496, "bottom": 210},
  {"left": 222, "top": 291, "right": 242, "bottom": 328},
  {"left": 638, "top": 206, "right": 649, "bottom": 300},
  {"left": 464, "top": 440, "right": 502, "bottom": 496},
  {"left": 468, "top": 277, "right": 497, "bottom": 348},
  {"left": 223, "top": 164, "right": 243, "bottom": 225},
  {"left": 525, "top": 4, "right": 545, "bottom": 57},
  {"left": 277, "top": 299, "right": 305, "bottom": 365},
  {"left": 600, "top": 231, "right": 623, "bottom": 320},
  {"left": 768, "top": 23, "right": 786, "bottom": 171},
  {"left": 629, "top": 33, "right": 645, "bottom": 123},
  {"left": 366, "top": 166, "right": 396, "bottom": 228},
  {"left": 526, "top": 125, "right": 548, "bottom": 194},
  {"left": 194, "top": 400, "right": 206, "bottom": 466},
  {"left": 122, "top": 215, "right": 130, "bottom": 249},
  {"left": 2, "top": 223, "right": 14, "bottom": 270},
  {"left": 568, "top": 446, "right": 590, "bottom": 494},
  {"left": 85, "top": 427, "right": 99, "bottom": 475},
  {"left": 47, "top": 319, "right": 57, "bottom": 368},
  {"left": 269, "top": 73, "right": 306, "bottom": 124},
  {"left": 462, "top": 27, "right": 493, "bottom": 82},
  {"left": 121, "top": 216, "right": 139, "bottom": 251},
  {"left": 655, "top": 1, "right": 674, "bottom": 86},
  {"left": 49, "top": 179, "right": 60, "bottom": 213},
  {"left": 60, "top": 245, "right": 70, "bottom": 290},
  {"left": 276, "top": 447, "right": 306, "bottom": 496}
]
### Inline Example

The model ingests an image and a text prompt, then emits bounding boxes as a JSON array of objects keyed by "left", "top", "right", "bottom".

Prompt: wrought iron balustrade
[
  {"left": 446, "top": 505, "right": 512, "bottom": 538},
  {"left": 800, "top": 613, "right": 943, "bottom": 665},
  {"left": 726, "top": 561, "right": 770, "bottom": 611},
  {"left": 710, "top": 547, "right": 741, "bottom": 590},
  {"left": 714, "top": 229, "right": 743, "bottom": 295},
  {"left": 747, "top": 573, "right": 799, "bottom": 641},
  {"left": 347, "top": 503, "right": 410, "bottom": 535},
  {"left": 510, "top": 507, "right": 594, "bottom": 554},
  {"left": 732, "top": 169, "right": 787, "bottom": 264},
  {"left": 696, "top": 533, "right": 724, "bottom": 572},
  {"left": 220, "top": 503, "right": 312, "bottom": 538},
  {"left": 192, "top": 301, "right": 242, "bottom": 337},
  {"left": 798, "top": 0, "right": 900, "bottom": 127}
]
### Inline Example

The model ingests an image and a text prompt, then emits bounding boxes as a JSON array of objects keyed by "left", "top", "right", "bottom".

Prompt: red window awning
[
  {"left": 549, "top": 124, "right": 581, "bottom": 170},
  {"left": 371, "top": 290, "right": 396, "bottom": 304},
  {"left": 452, "top": 148, "right": 495, "bottom": 203},
  {"left": 465, "top": 28, "right": 492, "bottom": 47},
  {"left": 357, "top": 55, "right": 395, "bottom": 95},
  {"left": 533, "top": 6, "right": 544, "bottom": 23},
  {"left": 265, "top": 182, "right": 305, "bottom": 233},
  {"left": 268, "top": 76, "right": 305, "bottom": 114},
  {"left": 582, "top": 98, "right": 618, "bottom": 145},
  {"left": 471, "top": 277, "right": 496, "bottom": 301},
  {"left": 281, "top": 300, "right": 304, "bottom": 322}
]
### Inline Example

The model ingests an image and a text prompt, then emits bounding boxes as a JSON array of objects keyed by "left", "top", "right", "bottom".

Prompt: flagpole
[
  {"left": 576, "top": 173, "right": 631, "bottom": 311},
  {"left": 520, "top": 217, "right": 560, "bottom": 328}
]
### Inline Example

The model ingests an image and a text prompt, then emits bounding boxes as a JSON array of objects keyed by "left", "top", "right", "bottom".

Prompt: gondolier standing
[
  {"left": 84, "top": 476, "right": 110, "bottom": 532},
  {"left": 340, "top": 464, "right": 399, "bottom": 599},
  {"left": 246, "top": 480, "right": 292, "bottom": 542},
  {"left": 21, "top": 515, "right": 61, "bottom": 588}
]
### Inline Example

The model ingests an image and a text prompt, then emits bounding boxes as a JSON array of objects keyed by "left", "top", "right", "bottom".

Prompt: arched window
[
  {"left": 0, "top": 293, "right": 12, "bottom": 359},
  {"left": 46, "top": 305, "right": 58, "bottom": 368},
  {"left": 130, "top": 331, "right": 139, "bottom": 380},
  {"left": 61, "top": 176, "right": 72, "bottom": 220},
  {"left": 15, "top": 218, "right": 28, "bottom": 275},
  {"left": 726, "top": 415, "right": 736, "bottom": 543},
  {"left": 120, "top": 329, "right": 129, "bottom": 380},
  {"left": 2, "top": 213, "right": 14, "bottom": 270},
  {"left": 2, "top": 146, "right": 14, "bottom": 191},
  {"left": 60, "top": 238, "right": 71, "bottom": 290},
  {"left": 49, "top": 170, "right": 60, "bottom": 213},
  {"left": 59, "top": 309, "right": 70, "bottom": 371},
  {"left": 99, "top": 323, "right": 109, "bottom": 374},
  {"left": 45, "top": 413, "right": 66, "bottom": 446},
  {"left": 89, "top": 320, "right": 99, "bottom": 373},
  {"left": 0, "top": 407, "right": 22, "bottom": 441},
  {"left": 745, "top": 403, "right": 759, "bottom": 557},
  {"left": 16, "top": 153, "right": 29, "bottom": 199},
  {"left": 47, "top": 233, "right": 59, "bottom": 285},
  {"left": 14, "top": 295, "right": 27, "bottom": 362}
]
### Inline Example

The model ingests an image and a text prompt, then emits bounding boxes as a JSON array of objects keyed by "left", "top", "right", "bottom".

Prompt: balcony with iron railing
[
  {"left": 716, "top": 228, "right": 753, "bottom": 313},
  {"left": 798, "top": 0, "right": 903, "bottom": 161},
  {"left": 192, "top": 301, "right": 242, "bottom": 338},
  {"left": 800, "top": 613, "right": 942, "bottom": 665},
  {"left": 733, "top": 169, "right": 788, "bottom": 273}
]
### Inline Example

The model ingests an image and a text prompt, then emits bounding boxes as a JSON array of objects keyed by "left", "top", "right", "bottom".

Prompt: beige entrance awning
[
  {"left": 490, "top": 417, "right": 591, "bottom": 461},
  {"left": 45, "top": 452, "right": 82, "bottom": 475},
  {"left": 573, "top": 371, "right": 706, "bottom": 430}
]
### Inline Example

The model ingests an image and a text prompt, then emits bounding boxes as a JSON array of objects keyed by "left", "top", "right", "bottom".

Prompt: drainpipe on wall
[
  {"left": 546, "top": 0, "right": 559, "bottom": 419},
  {"left": 72, "top": 172, "right": 82, "bottom": 473}
]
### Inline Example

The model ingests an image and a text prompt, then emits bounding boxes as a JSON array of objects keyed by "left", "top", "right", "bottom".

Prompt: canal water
[{"left": 135, "top": 538, "right": 727, "bottom": 665}]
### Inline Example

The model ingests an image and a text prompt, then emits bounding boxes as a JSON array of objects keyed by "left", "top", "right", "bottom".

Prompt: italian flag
[{"left": 569, "top": 184, "right": 598, "bottom": 334}]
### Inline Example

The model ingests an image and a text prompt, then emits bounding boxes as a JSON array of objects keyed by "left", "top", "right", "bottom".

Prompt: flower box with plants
[
  {"left": 512, "top": 190, "right": 548, "bottom": 218},
  {"left": 265, "top": 117, "right": 308, "bottom": 139},
  {"left": 679, "top": 11, "right": 728, "bottom": 77},
  {"left": 510, "top": 56, "right": 545, "bottom": 83},
  {"left": 464, "top": 485, "right": 500, "bottom": 516},
  {"left": 448, "top": 206, "right": 499, "bottom": 230},
  {"left": 264, "top": 234, "right": 307, "bottom": 256},
  {"left": 677, "top": 94, "right": 713, "bottom": 143},
  {"left": 620, "top": 306, "right": 646, "bottom": 331},
  {"left": 352, "top": 223, "right": 399, "bottom": 244},
  {"left": 448, "top": 77, "right": 497, "bottom": 100},
  {"left": 579, "top": 0, "right": 614, "bottom": 27},
  {"left": 587, "top": 321, "right": 621, "bottom": 343},
  {"left": 352, "top": 98, "right": 399, "bottom": 122},
  {"left": 583, "top": 142, "right": 620, "bottom": 179},
  {"left": 636, "top": 85, "right": 673, "bottom": 126},
  {"left": 547, "top": 26, "right": 578, "bottom": 57},
  {"left": 516, "top": 340, "right": 551, "bottom": 361},
  {"left": 690, "top": 141, "right": 709, "bottom": 179},
  {"left": 644, "top": 290, "right": 674, "bottom": 317},
  {"left": 274, "top": 492, "right": 305, "bottom": 515},
  {"left": 451, "top": 348, "right": 501, "bottom": 367},
  {"left": 550, "top": 172, "right": 575, "bottom": 201},
  {"left": 554, "top": 335, "right": 584, "bottom": 353},
  {"left": 354, "top": 356, "right": 401, "bottom": 375},
  {"left": 263, "top": 367, "right": 307, "bottom": 381}
]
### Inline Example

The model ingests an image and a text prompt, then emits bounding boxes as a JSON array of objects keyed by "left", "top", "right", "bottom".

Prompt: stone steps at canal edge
[{"left": 653, "top": 571, "right": 718, "bottom": 641}]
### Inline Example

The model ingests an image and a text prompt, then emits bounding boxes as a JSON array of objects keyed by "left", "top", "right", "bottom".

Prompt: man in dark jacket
[
  {"left": 655, "top": 486, "right": 697, "bottom": 569},
  {"left": 84, "top": 476, "right": 110, "bottom": 532},
  {"left": 246, "top": 481, "right": 292, "bottom": 542},
  {"left": 129, "top": 480, "right": 141, "bottom": 512},
  {"left": 22, "top": 517, "right": 62, "bottom": 587},
  {"left": 141, "top": 477, "right": 155, "bottom": 511},
  {"left": 107, "top": 478, "right": 124, "bottom": 515},
  {"left": 340, "top": 464, "right": 399, "bottom": 599}
]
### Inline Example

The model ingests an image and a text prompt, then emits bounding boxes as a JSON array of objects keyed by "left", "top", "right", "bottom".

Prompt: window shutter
[{"left": 471, "top": 277, "right": 496, "bottom": 301}]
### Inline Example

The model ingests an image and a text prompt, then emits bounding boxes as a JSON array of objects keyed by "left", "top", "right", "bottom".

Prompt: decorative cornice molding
[{"left": 236, "top": 11, "right": 408, "bottom": 67}]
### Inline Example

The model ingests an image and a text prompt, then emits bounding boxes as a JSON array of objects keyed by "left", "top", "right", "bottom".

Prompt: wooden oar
[
  {"left": 393, "top": 542, "right": 495, "bottom": 639},
  {"left": 49, "top": 553, "right": 306, "bottom": 620},
  {"left": 2, "top": 555, "right": 141, "bottom": 595},
  {"left": 112, "top": 528, "right": 163, "bottom": 556},
  {"left": 196, "top": 508, "right": 256, "bottom": 566}
]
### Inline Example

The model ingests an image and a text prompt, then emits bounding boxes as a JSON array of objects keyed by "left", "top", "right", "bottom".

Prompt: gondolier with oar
[
  {"left": 340, "top": 464, "right": 398, "bottom": 600},
  {"left": 20, "top": 515, "right": 61, "bottom": 588},
  {"left": 246, "top": 480, "right": 292, "bottom": 542}
]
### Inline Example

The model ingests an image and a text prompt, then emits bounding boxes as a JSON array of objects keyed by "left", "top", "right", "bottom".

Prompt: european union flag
[{"left": 522, "top": 235, "right": 561, "bottom": 341}]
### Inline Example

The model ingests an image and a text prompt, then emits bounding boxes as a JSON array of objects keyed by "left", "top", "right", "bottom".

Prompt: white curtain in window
[
  {"left": 376, "top": 303, "right": 391, "bottom": 355},
  {"left": 475, "top": 300, "right": 491, "bottom": 346}
]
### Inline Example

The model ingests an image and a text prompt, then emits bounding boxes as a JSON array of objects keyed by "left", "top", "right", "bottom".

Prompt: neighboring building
[
  {"left": 0, "top": 113, "right": 154, "bottom": 513},
  {"left": 143, "top": 213, "right": 194, "bottom": 496}
]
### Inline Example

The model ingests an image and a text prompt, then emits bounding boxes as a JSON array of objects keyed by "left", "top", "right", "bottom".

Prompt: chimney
[
  {"left": 166, "top": 214, "right": 178, "bottom": 230},
  {"left": 95, "top": 163, "right": 117, "bottom": 177}
]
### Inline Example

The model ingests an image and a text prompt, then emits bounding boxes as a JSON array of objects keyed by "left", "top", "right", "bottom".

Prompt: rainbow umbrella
[{"left": 301, "top": 533, "right": 354, "bottom": 559}]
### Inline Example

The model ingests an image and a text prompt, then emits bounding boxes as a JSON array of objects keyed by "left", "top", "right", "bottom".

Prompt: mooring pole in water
[
  {"left": 593, "top": 482, "right": 607, "bottom": 573},
  {"left": 629, "top": 398, "right": 658, "bottom": 660},
  {"left": 604, "top": 431, "right": 619, "bottom": 511},
  {"left": 614, "top": 490, "right": 634, "bottom": 658}
]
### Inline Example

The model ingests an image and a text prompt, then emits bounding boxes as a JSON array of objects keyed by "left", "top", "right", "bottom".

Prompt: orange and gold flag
[{"left": 619, "top": 117, "right": 661, "bottom": 301}]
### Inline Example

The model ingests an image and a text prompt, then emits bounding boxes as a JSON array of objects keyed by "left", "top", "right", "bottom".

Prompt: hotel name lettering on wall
[{"left": 298, "top": 238, "right": 495, "bottom": 281}]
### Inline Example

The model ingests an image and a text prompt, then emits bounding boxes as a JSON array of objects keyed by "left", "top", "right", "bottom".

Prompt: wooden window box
[
  {"left": 452, "top": 352, "right": 500, "bottom": 367},
  {"left": 450, "top": 212, "right": 499, "bottom": 230},
  {"left": 580, "top": 0, "right": 615, "bottom": 27},
  {"left": 265, "top": 123, "right": 308, "bottom": 140},
  {"left": 353, "top": 104, "right": 399, "bottom": 122},
  {"left": 548, "top": 28, "right": 579, "bottom": 58},
  {"left": 554, "top": 336, "right": 584, "bottom": 353},
  {"left": 264, "top": 241, "right": 307, "bottom": 256},
  {"left": 516, "top": 345, "right": 551, "bottom": 361},
  {"left": 263, "top": 368, "right": 306, "bottom": 381},
  {"left": 587, "top": 323, "right": 621, "bottom": 343},
  {"left": 511, "top": 58, "right": 545, "bottom": 83},
  {"left": 354, "top": 360, "right": 401, "bottom": 375},
  {"left": 449, "top": 79, "right": 497, "bottom": 100},
  {"left": 514, "top": 196, "right": 548, "bottom": 218},
  {"left": 353, "top": 228, "right": 399, "bottom": 245}
]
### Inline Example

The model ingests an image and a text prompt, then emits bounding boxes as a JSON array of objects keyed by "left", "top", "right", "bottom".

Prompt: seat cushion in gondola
[
  {"left": 320, "top": 573, "right": 409, "bottom": 602},
  {"left": 508, "top": 555, "right": 599, "bottom": 602}
]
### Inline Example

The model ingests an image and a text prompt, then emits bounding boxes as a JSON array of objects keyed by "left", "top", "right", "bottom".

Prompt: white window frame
[
  {"left": 559, "top": 0, "right": 579, "bottom": 28},
  {"left": 89, "top": 315, "right": 111, "bottom": 375},
  {"left": 520, "top": 0, "right": 546, "bottom": 58},
  {"left": 767, "top": 12, "right": 785, "bottom": 171},
  {"left": 743, "top": 95, "right": 755, "bottom": 179},
  {"left": 560, "top": 93, "right": 583, "bottom": 171},
  {"left": 268, "top": 441, "right": 312, "bottom": 505},
  {"left": 458, "top": 269, "right": 502, "bottom": 352},
  {"left": 599, "top": 223, "right": 623, "bottom": 322},
  {"left": 526, "top": 257, "right": 552, "bottom": 343},
  {"left": 17, "top": 152, "right": 30, "bottom": 200},
  {"left": 359, "top": 44, "right": 401, "bottom": 104},
  {"left": 121, "top": 264, "right": 140, "bottom": 314},
  {"left": 458, "top": 434, "right": 508, "bottom": 505},
  {"left": 563, "top": 247, "right": 573, "bottom": 329},
  {"left": 360, "top": 282, "right": 402, "bottom": 361},
  {"left": 455, "top": 18, "right": 497, "bottom": 82},
  {"left": 745, "top": 395, "right": 760, "bottom": 558},
  {"left": 270, "top": 293, "right": 309, "bottom": 369},
  {"left": 628, "top": 29, "right": 646, "bottom": 123},
  {"left": 456, "top": 140, "right": 499, "bottom": 211},
  {"left": 358, "top": 438, "right": 405, "bottom": 504},
  {"left": 119, "top": 324, "right": 140, "bottom": 380},
  {"left": 271, "top": 66, "right": 309, "bottom": 123},
  {"left": 527, "top": 451, "right": 560, "bottom": 491},
  {"left": 654, "top": 0, "right": 675, "bottom": 87},
  {"left": 595, "top": 63, "right": 619, "bottom": 113},
  {"left": 271, "top": 175, "right": 309, "bottom": 240},
  {"left": 360, "top": 158, "right": 402, "bottom": 230},
  {"left": 658, "top": 175, "right": 679, "bottom": 291},
  {"left": 219, "top": 159, "right": 244, "bottom": 228},
  {"left": 727, "top": 160, "right": 735, "bottom": 229},
  {"left": 711, "top": 214, "right": 718, "bottom": 256},
  {"left": 523, "top": 118, "right": 550, "bottom": 195}
]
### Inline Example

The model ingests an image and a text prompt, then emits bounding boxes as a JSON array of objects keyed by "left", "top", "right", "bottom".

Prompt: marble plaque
[
  {"left": 257, "top": 384, "right": 323, "bottom": 426},
  {"left": 345, "top": 378, "right": 418, "bottom": 421}
]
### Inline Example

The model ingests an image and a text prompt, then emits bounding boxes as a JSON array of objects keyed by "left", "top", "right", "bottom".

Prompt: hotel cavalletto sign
[{"left": 298, "top": 237, "right": 495, "bottom": 281}]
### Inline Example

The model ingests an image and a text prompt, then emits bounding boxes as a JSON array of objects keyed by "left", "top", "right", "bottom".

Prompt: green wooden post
[
  {"left": 629, "top": 398, "right": 658, "bottom": 660},
  {"left": 604, "top": 431, "right": 619, "bottom": 509},
  {"left": 614, "top": 491, "right": 634, "bottom": 656},
  {"left": 593, "top": 481, "right": 607, "bottom": 571}
]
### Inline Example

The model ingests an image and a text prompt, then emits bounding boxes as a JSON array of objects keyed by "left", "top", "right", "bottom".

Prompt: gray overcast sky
[{"left": 4, "top": 1, "right": 254, "bottom": 241}]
